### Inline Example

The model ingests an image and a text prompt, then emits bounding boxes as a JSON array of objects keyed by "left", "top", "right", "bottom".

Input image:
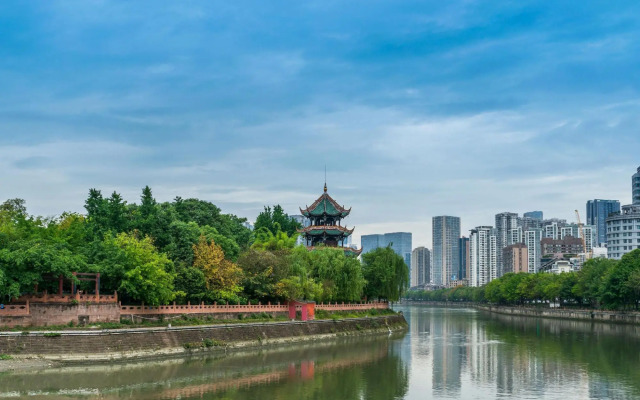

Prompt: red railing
[
  {"left": 121, "top": 301, "right": 389, "bottom": 315},
  {"left": 14, "top": 292, "right": 118, "bottom": 304}
]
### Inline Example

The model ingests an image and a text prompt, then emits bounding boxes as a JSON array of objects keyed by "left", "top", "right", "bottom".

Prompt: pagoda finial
[{"left": 324, "top": 164, "right": 327, "bottom": 192}]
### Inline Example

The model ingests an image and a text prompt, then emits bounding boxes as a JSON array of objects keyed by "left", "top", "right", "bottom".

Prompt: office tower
[
  {"left": 523, "top": 211, "right": 543, "bottom": 220},
  {"left": 411, "top": 247, "right": 431, "bottom": 287},
  {"left": 606, "top": 204, "right": 640, "bottom": 260},
  {"left": 459, "top": 237, "right": 470, "bottom": 281},
  {"left": 503, "top": 243, "right": 528, "bottom": 274},
  {"left": 361, "top": 232, "right": 412, "bottom": 268},
  {"left": 469, "top": 226, "right": 498, "bottom": 287},
  {"left": 432, "top": 216, "right": 461, "bottom": 286},
  {"left": 524, "top": 229, "right": 543, "bottom": 273},
  {"left": 495, "top": 212, "right": 519, "bottom": 277},
  {"left": 634, "top": 166, "right": 640, "bottom": 205},
  {"left": 587, "top": 199, "right": 621, "bottom": 246}
]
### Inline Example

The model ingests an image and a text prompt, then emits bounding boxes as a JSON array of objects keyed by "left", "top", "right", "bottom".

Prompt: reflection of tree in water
[
  {"left": 481, "top": 313, "right": 640, "bottom": 398},
  {"left": 213, "top": 347, "right": 409, "bottom": 400},
  {"left": 0, "top": 336, "right": 408, "bottom": 400}
]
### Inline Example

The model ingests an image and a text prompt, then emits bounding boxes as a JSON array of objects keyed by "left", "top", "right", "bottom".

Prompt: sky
[{"left": 1, "top": 1, "right": 639, "bottom": 248}]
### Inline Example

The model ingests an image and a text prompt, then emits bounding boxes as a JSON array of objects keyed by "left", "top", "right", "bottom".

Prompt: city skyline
[{"left": 2, "top": 2, "right": 640, "bottom": 248}]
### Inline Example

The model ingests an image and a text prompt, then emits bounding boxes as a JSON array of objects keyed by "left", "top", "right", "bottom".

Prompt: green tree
[
  {"left": 99, "top": 232, "right": 176, "bottom": 305},
  {"left": 254, "top": 205, "right": 301, "bottom": 238},
  {"left": 601, "top": 249, "right": 640, "bottom": 309},
  {"left": 238, "top": 249, "right": 289, "bottom": 302},
  {"left": 361, "top": 246, "right": 409, "bottom": 301},
  {"left": 573, "top": 257, "right": 616, "bottom": 307}
]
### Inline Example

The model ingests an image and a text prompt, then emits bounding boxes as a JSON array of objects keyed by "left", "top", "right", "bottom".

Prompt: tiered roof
[
  {"left": 298, "top": 225, "right": 355, "bottom": 237},
  {"left": 300, "top": 184, "right": 351, "bottom": 218}
]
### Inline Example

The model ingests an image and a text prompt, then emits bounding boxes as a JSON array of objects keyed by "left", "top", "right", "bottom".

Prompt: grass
[{"left": 0, "top": 354, "right": 12, "bottom": 360}]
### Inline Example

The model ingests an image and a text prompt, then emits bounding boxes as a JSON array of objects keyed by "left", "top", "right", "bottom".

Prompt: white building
[
  {"left": 606, "top": 204, "right": 640, "bottom": 260},
  {"left": 524, "top": 229, "right": 543, "bottom": 273},
  {"left": 470, "top": 226, "right": 498, "bottom": 287}
]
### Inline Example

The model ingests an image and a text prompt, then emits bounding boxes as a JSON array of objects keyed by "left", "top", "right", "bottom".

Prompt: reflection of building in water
[{"left": 431, "top": 310, "right": 465, "bottom": 397}]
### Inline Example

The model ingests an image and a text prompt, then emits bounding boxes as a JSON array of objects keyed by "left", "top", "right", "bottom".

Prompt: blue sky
[{"left": 1, "top": 1, "right": 639, "bottom": 247}]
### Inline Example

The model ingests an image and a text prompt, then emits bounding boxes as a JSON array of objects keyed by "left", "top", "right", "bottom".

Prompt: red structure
[{"left": 288, "top": 300, "right": 315, "bottom": 321}]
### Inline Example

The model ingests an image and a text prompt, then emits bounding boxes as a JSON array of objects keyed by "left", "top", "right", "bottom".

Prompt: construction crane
[{"left": 575, "top": 209, "right": 591, "bottom": 260}]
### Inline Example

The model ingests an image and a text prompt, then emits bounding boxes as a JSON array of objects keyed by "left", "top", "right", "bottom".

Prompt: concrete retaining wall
[
  {"left": 0, "top": 314, "right": 407, "bottom": 361},
  {"left": 476, "top": 305, "right": 640, "bottom": 325}
]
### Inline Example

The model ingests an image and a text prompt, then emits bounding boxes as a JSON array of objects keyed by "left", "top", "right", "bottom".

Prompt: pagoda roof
[
  {"left": 298, "top": 225, "right": 355, "bottom": 237},
  {"left": 300, "top": 184, "right": 351, "bottom": 218}
]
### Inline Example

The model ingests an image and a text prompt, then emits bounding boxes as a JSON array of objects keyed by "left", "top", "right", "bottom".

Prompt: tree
[
  {"left": 361, "top": 246, "right": 409, "bottom": 301},
  {"left": 238, "top": 249, "right": 289, "bottom": 302},
  {"left": 251, "top": 228, "right": 298, "bottom": 251},
  {"left": 601, "top": 249, "right": 640, "bottom": 309},
  {"left": 192, "top": 235, "right": 242, "bottom": 301},
  {"left": 84, "top": 189, "right": 109, "bottom": 239},
  {"left": 574, "top": 257, "right": 617, "bottom": 307},
  {"left": 254, "top": 205, "right": 301, "bottom": 238},
  {"left": 99, "top": 232, "right": 176, "bottom": 305},
  {"left": 307, "top": 247, "right": 365, "bottom": 302}
]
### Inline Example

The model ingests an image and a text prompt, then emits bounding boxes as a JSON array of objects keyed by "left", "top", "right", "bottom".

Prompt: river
[{"left": 1, "top": 305, "right": 639, "bottom": 399}]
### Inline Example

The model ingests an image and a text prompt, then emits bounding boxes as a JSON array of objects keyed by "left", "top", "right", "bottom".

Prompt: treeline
[
  {"left": 0, "top": 188, "right": 409, "bottom": 305},
  {"left": 405, "top": 250, "right": 640, "bottom": 310}
]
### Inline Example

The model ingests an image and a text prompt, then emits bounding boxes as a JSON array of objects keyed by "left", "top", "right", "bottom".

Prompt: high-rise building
[
  {"left": 459, "top": 237, "right": 470, "bottom": 281},
  {"left": 432, "top": 216, "right": 461, "bottom": 286},
  {"left": 411, "top": 247, "right": 431, "bottom": 287},
  {"left": 520, "top": 216, "right": 542, "bottom": 232},
  {"left": 606, "top": 204, "right": 640, "bottom": 260},
  {"left": 361, "top": 232, "right": 412, "bottom": 268},
  {"left": 503, "top": 243, "right": 528, "bottom": 274},
  {"left": 469, "top": 226, "right": 498, "bottom": 287},
  {"left": 495, "top": 212, "right": 519, "bottom": 277},
  {"left": 633, "top": 166, "right": 640, "bottom": 205},
  {"left": 586, "top": 200, "right": 621, "bottom": 246},
  {"left": 542, "top": 219, "right": 567, "bottom": 240},
  {"left": 523, "top": 211, "right": 543, "bottom": 220},
  {"left": 524, "top": 229, "right": 543, "bottom": 273},
  {"left": 560, "top": 224, "right": 596, "bottom": 254}
]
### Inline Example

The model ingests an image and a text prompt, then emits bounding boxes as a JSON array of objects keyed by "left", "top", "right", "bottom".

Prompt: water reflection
[
  {"left": 0, "top": 335, "right": 408, "bottom": 399},
  {"left": 400, "top": 305, "right": 640, "bottom": 399}
]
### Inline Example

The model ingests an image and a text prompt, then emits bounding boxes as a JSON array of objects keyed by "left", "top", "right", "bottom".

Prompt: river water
[{"left": 1, "top": 305, "right": 640, "bottom": 399}]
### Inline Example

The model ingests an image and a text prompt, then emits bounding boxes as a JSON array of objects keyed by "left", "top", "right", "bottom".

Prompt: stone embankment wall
[
  {"left": 0, "top": 314, "right": 407, "bottom": 361},
  {"left": 476, "top": 305, "right": 640, "bottom": 324}
]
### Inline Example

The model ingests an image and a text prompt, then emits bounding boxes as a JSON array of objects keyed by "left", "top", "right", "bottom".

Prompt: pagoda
[{"left": 298, "top": 183, "right": 362, "bottom": 256}]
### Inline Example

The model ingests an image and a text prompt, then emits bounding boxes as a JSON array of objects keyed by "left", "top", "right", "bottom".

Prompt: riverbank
[
  {"left": 0, "top": 314, "right": 406, "bottom": 364},
  {"left": 401, "top": 301, "right": 640, "bottom": 325},
  {"left": 475, "top": 304, "right": 640, "bottom": 324}
]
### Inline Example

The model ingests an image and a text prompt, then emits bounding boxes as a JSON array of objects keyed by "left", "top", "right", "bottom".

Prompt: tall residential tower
[{"left": 432, "top": 216, "right": 461, "bottom": 286}]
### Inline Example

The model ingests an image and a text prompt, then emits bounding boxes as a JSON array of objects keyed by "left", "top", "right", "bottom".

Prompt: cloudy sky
[{"left": 1, "top": 1, "right": 639, "bottom": 247}]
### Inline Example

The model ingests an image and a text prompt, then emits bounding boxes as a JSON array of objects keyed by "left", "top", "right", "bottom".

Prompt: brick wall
[{"left": 0, "top": 303, "right": 119, "bottom": 328}]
